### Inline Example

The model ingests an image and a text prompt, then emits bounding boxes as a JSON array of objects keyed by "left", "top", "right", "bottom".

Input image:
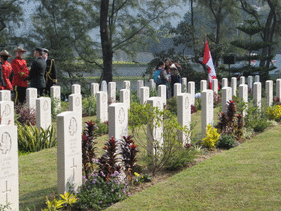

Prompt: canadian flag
[{"left": 202, "top": 38, "right": 217, "bottom": 89}]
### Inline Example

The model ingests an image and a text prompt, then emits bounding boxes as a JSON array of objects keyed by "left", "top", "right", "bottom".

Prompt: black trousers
[{"left": 14, "top": 86, "right": 27, "bottom": 104}]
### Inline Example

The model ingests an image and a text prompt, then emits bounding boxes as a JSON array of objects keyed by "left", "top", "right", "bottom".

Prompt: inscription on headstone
[
  {"left": 0, "top": 90, "right": 11, "bottom": 101},
  {"left": 0, "top": 101, "right": 14, "bottom": 125}
]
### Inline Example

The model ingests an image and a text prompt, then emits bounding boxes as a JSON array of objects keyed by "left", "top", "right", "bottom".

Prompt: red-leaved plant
[{"left": 15, "top": 104, "right": 36, "bottom": 126}]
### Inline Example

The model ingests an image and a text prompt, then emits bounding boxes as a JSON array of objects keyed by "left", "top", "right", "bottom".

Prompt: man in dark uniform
[
  {"left": 42, "top": 48, "right": 57, "bottom": 96},
  {"left": 26, "top": 47, "right": 46, "bottom": 96}
]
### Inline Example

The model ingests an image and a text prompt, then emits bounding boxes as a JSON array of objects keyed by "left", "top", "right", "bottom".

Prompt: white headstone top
[
  {"left": 0, "top": 90, "right": 11, "bottom": 101},
  {"left": 120, "top": 89, "right": 130, "bottom": 110},
  {"left": 101, "top": 80, "right": 107, "bottom": 91},
  {"left": 108, "top": 82, "right": 116, "bottom": 104},
  {"left": 188, "top": 82, "right": 195, "bottom": 106},
  {"left": 26, "top": 88, "right": 37, "bottom": 111},
  {"left": 0, "top": 101, "right": 14, "bottom": 125},
  {"left": 212, "top": 79, "right": 218, "bottom": 94},
  {"left": 51, "top": 85, "right": 61, "bottom": 111},
  {"left": 200, "top": 80, "right": 207, "bottom": 92},
  {"left": 201, "top": 90, "right": 213, "bottom": 138},
  {"left": 91, "top": 83, "right": 99, "bottom": 97},
  {"left": 182, "top": 77, "right": 187, "bottom": 93},
  {"left": 96, "top": 91, "right": 108, "bottom": 122},
  {"left": 174, "top": 83, "right": 181, "bottom": 97},
  {"left": 36, "top": 97, "right": 52, "bottom": 130},
  {"left": 140, "top": 86, "right": 150, "bottom": 104},
  {"left": 231, "top": 77, "right": 237, "bottom": 97},
  {"left": 157, "top": 85, "right": 166, "bottom": 105},
  {"left": 72, "top": 84, "right": 81, "bottom": 94},
  {"left": 123, "top": 81, "right": 131, "bottom": 90}
]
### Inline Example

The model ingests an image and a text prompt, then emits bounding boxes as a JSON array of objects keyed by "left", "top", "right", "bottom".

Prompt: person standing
[
  {"left": 170, "top": 63, "right": 182, "bottom": 97},
  {"left": 0, "top": 50, "right": 13, "bottom": 91},
  {"left": 42, "top": 48, "right": 57, "bottom": 96},
  {"left": 11, "top": 46, "right": 29, "bottom": 104},
  {"left": 26, "top": 47, "right": 46, "bottom": 96}
]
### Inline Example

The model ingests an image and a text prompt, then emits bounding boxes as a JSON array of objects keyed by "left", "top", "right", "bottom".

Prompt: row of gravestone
[{"left": 1, "top": 75, "right": 280, "bottom": 210}]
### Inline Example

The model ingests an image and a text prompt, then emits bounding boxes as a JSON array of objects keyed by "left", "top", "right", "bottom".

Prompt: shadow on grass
[{"left": 20, "top": 185, "right": 57, "bottom": 211}]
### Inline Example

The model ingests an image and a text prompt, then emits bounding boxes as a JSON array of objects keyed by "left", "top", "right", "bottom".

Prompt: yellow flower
[{"left": 134, "top": 172, "right": 140, "bottom": 177}]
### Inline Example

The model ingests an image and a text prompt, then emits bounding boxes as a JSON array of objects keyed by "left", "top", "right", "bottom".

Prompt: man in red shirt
[
  {"left": 11, "top": 46, "right": 29, "bottom": 104},
  {"left": 0, "top": 50, "right": 13, "bottom": 91}
]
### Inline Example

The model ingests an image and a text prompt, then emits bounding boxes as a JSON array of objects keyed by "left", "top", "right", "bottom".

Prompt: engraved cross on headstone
[
  {"left": 70, "top": 158, "right": 77, "bottom": 182},
  {"left": 2, "top": 181, "right": 11, "bottom": 205}
]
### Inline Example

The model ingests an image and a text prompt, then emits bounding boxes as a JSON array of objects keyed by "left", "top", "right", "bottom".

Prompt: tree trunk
[{"left": 100, "top": 0, "right": 113, "bottom": 83}]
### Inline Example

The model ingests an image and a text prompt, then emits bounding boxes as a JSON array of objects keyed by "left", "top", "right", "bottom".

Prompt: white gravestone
[
  {"left": 96, "top": 91, "right": 108, "bottom": 122},
  {"left": 101, "top": 80, "right": 107, "bottom": 91},
  {"left": 149, "top": 79, "right": 156, "bottom": 91},
  {"left": 253, "top": 82, "right": 262, "bottom": 110},
  {"left": 201, "top": 90, "right": 213, "bottom": 138},
  {"left": 0, "top": 90, "right": 11, "bottom": 101},
  {"left": 174, "top": 83, "right": 181, "bottom": 97},
  {"left": 108, "top": 82, "right": 116, "bottom": 104},
  {"left": 182, "top": 77, "right": 187, "bottom": 93},
  {"left": 108, "top": 103, "right": 128, "bottom": 141},
  {"left": 26, "top": 88, "right": 37, "bottom": 111},
  {"left": 222, "top": 87, "right": 232, "bottom": 113},
  {"left": 222, "top": 78, "right": 228, "bottom": 88},
  {"left": 212, "top": 79, "right": 218, "bottom": 95},
  {"left": 239, "top": 84, "right": 248, "bottom": 117},
  {"left": 69, "top": 94, "right": 83, "bottom": 124},
  {"left": 231, "top": 77, "right": 237, "bottom": 96},
  {"left": 72, "top": 84, "right": 81, "bottom": 94},
  {"left": 120, "top": 89, "right": 130, "bottom": 110},
  {"left": 123, "top": 81, "right": 130, "bottom": 90},
  {"left": 57, "top": 111, "right": 82, "bottom": 195},
  {"left": 147, "top": 97, "right": 163, "bottom": 156},
  {"left": 0, "top": 101, "right": 14, "bottom": 125},
  {"left": 91, "top": 83, "right": 99, "bottom": 97},
  {"left": 276, "top": 79, "right": 281, "bottom": 102},
  {"left": 266, "top": 80, "right": 273, "bottom": 107},
  {"left": 188, "top": 81, "right": 195, "bottom": 106},
  {"left": 248, "top": 76, "right": 253, "bottom": 90},
  {"left": 36, "top": 97, "right": 52, "bottom": 130},
  {"left": 255, "top": 75, "right": 260, "bottom": 82},
  {"left": 157, "top": 85, "right": 166, "bottom": 106},
  {"left": 140, "top": 86, "right": 150, "bottom": 105},
  {"left": 200, "top": 80, "right": 207, "bottom": 92},
  {"left": 240, "top": 76, "right": 245, "bottom": 85},
  {"left": 137, "top": 80, "right": 144, "bottom": 99},
  {"left": 0, "top": 125, "right": 18, "bottom": 211},
  {"left": 51, "top": 85, "right": 61, "bottom": 111},
  {"left": 177, "top": 93, "right": 191, "bottom": 146}
]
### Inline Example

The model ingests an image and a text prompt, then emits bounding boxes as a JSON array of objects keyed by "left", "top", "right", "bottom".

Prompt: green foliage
[
  {"left": 82, "top": 95, "right": 97, "bottom": 116},
  {"left": 202, "top": 125, "right": 220, "bottom": 149},
  {"left": 95, "top": 118, "right": 108, "bottom": 136},
  {"left": 195, "top": 97, "right": 201, "bottom": 111},
  {"left": 244, "top": 105, "right": 270, "bottom": 132},
  {"left": 51, "top": 97, "right": 61, "bottom": 121},
  {"left": 44, "top": 191, "right": 77, "bottom": 211},
  {"left": 0, "top": 203, "right": 11, "bottom": 211},
  {"left": 166, "top": 97, "right": 177, "bottom": 115},
  {"left": 73, "top": 172, "right": 127, "bottom": 210},
  {"left": 17, "top": 124, "right": 57, "bottom": 153},
  {"left": 216, "top": 134, "right": 238, "bottom": 149},
  {"left": 266, "top": 105, "right": 281, "bottom": 121}
]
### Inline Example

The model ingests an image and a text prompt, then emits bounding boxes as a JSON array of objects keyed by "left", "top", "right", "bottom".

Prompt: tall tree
[{"left": 0, "top": 0, "right": 23, "bottom": 48}]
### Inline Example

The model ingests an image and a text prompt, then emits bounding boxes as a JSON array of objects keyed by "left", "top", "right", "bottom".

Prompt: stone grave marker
[
  {"left": 253, "top": 82, "right": 262, "bottom": 110},
  {"left": 108, "top": 103, "right": 128, "bottom": 141},
  {"left": 240, "top": 76, "right": 245, "bottom": 85},
  {"left": 200, "top": 80, "right": 207, "bottom": 92},
  {"left": 101, "top": 80, "right": 107, "bottom": 91},
  {"left": 26, "top": 88, "right": 37, "bottom": 111},
  {"left": 0, "top": 90, "right": 11, "bottom": 101},
  {"left": 120, "top": 89, "right": 130, "bottom": 110},
  {"left": 140, "top": 86, "right": 150, "bottom": 104},
  {"left": 222, "top": 78, "right": 228, "bottom": 88},
  {"left": 188, "top": 81, "right": 195, "bottom": 106},
  {"left": 222, "top": 87, "right": 232, "bottom": 113},
  {"left": 36, "top": 97, "right": 51, "bottom": 130},
  {"left": 231, "top": 77, "right": 237, "bottom": 96},
  {"left": 51, "top": 85, "right": 61, "bottom": 111},
  {"left": 57, "top": 111, "right": 82, "bottom": 194},
  {"left": 266, "top": 80, "right": 273, "bottom": 107},
  {"left": 201, "top": 90, "right": 213, "bottom": 138},
  {"left": 174, "top": 83, "right": 181, "bottom": 97},
  {"left": 69, "top": 93, "right": 82, "bottom": 123},
  {"left": 0, "top": 101, "right": 14, "bottom": 125},
  {"left": 177, "top": 93, "right": 191, "bottom": 146},
  {"left": 147, "top": 97, "right": 163, "bottom": 156},
  {"left": 137, "top": 80, "right": 144, "bottom": 99},
  {"left": 255, "top": 75, "right": 260, "bottom": 82},
  {"left": 91, "top": 83, "right": 99, "bottom": 97},
  {"left": 108, "top": 82, "right": 116, "bottom": 104},
  {"left": 72, "top": 84, "right": 81, "bottom": 94},
  {"left": 276, "top": 79, "right": 281, "bottom": 102},
  {"left": 212, "top": 79, "right": 218, "bottom": 94},
  {"left": 0, "top": 125, "right": 18, "bottom": 211},
  {"left": 123, "top": 81, "right": 130, "bottom": 90},
  {"left": 182, "top": 77, "right": 187, "bottom": 93},
  {"left": 248, "top": 76, "right": 253, "bottom": 90},
  {"left": 149, "top": 79, "right": 156, "bottom": 90},
  {"left": 239, "top": 84, "right": 248, "bottom": 117},
  {"left": 157, "top": 85, "right": 166, "bottom": 105},
  {"left": 96, "top": 91, "right": 108, "bottom": 122}
]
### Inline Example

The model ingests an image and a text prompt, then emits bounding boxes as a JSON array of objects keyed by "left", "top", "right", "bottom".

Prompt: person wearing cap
[
  {"left": 11, "top": 46, "right": 29, "bottom": 104},
  {"left": 0, "top": 50, "right": 13, "bottom": 91},
  {"left": 42, "top": 48, "right": 57, "bottom": 96},
  {"left": 26, "top": 47, "right": 47, "bottom": 96},
  {"left": 170, "top": 63, "right": 182, "bottom": 97}
]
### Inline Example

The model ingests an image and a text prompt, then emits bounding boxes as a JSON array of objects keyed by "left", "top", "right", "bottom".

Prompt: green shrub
[
  {"left": 202, "top": 125, "right": 220, "bottom": 149},
  {"left": 216, "top": 134, "right": 238, "bottom": 149},
  {"left": 195, "top": 97, "right": 201, "bottom": 110},
  {"left": 166, "top": 97, "right": 177, "bottom": 115},
  {"left": 51, "top": 96, "right": 61, "bottom": 121},
  {"left": 95, "top": 118, "right": 108, "bottom": 135},
  {"left": 82, "top": 95, "right": 97, "bottom": 116},
  {"left": 17, "top": 124, "right": 57, "bottom": 153}
]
